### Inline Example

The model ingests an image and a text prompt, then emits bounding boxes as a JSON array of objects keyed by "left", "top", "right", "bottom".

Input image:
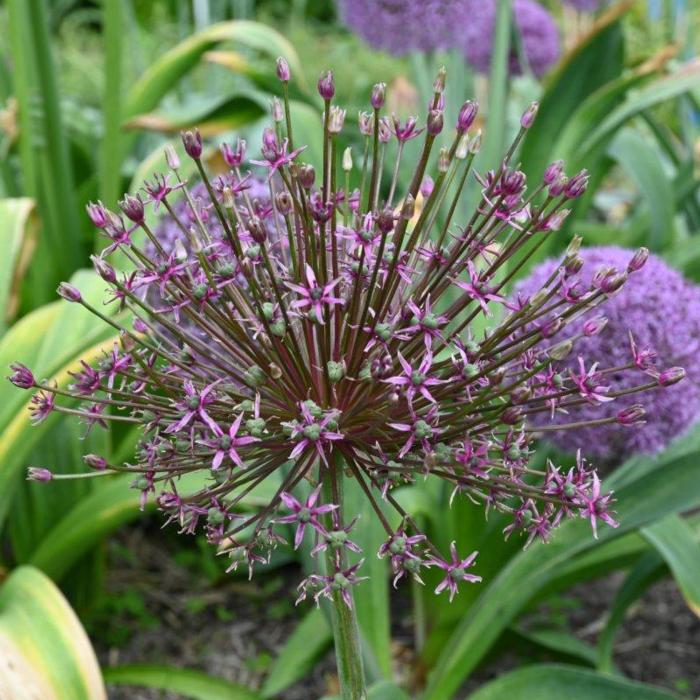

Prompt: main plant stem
[{"left": 324, "top": 456, "right": 367, "bottom": 700}]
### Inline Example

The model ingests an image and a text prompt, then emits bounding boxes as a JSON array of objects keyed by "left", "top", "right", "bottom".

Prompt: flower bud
[
  {"left": 275, "top": 190, "right": 293, "bottom": 216},
  {"left": 658, "top": 367, "right": 686, "bottom": 387},
  {"left": 181, "top": 128, "right": 203, "bottom": 159},
  {"left": 27, "top": 467, "right": 53, "bottom": 482},
  {"left": 469, "top": 130, "right": 482, "bottom": 154},
  {"left": 378, "top": 117, "right": 391, "bottom": 143},
  {"left": 8, "top": 363, "right": 34, "bottom": 389},
  {"left": 564, "top": 169, "right": 589, "bottom": 199},
  {"left": 627, "top": 247, "right": 649, "bottom": 273},
  {"left": 564, "top": 254, "right": 583, "bottom": 275},
  {"left": 84, "top": 453, "right": 108, "bottom": 470},
  {"left": 427, "top": 109, "right": 444, "bottom": 136},
  {"left": 328, "top": 106, "right": 346, "bottom": 134},
  {"left": 376, "top": 208, "right": 396, "bottom": 233},
  {"left": 86, "top": 201, "right": 108, "bottom": 228},
  {"left": 119, "top": 193, "right": 145, "bottom": 223},
  {"left": 247, "top": 216, "right": 267, "bottom": 244},
  {"left": 342, "top": 146, "right": 353, "bottom": 172},
  {"left": 164, "top": 144, "right": 180, "bottom": 170},
  {"left": 317, "top": 70, "right": 335, "bottom": 100},
  {"left": 421, "top": 176, "right": 434, "bottom": 199},
  {"left": 457, "top": 100, "right": 478, "bottom": 133},
  {"left": 57, "top": 282, "right": 82, "bottom": 303},
  {"left": 583, "top": 317, "right": 608, "bottom": 336},
  {"left": 548, "top": 174, "right": 568, "bottom": 198},
  {"left": 271, "top": 97, "right": 284, "bottom": 123},
  {"left": 91, "top": 255, "right": 117, "bottom": 284},
  {"left": 520, "top": 101, "right": 539, "bottom": 129},
  {"left": 244, "top": 364, "right": 267, "bottom": 388},
  {"left": 371, "top": 82, "right": 386, "bottom": 110},
  {"left": 327, "top": 361, "right": 345, "bottom": 383},
  {"left": 298, "top": 164, "right": 316, "bottom": 189},
  {"left": 549, "top": 339, "right": 573, "bottom": 360},
  {"left": 433, "top": 65, "right": 447, "bottom": 93},
  {"left": 359, "top": 111, "right": 373, "bottom": 136},
  {"left": 276, "top": 56, "right": 290, "bottom": 82},
  {"left": 543, "top": 160, "right": 564, "bottom": 185},
  {"left": 401, "top": 194, "right": 415, "bottom": 220},
  {"left": 438, "top": 147, "right": 449, "bottom": 173},
  {"left": 616, "top": 405, "right": 646, "bottom": 426}
]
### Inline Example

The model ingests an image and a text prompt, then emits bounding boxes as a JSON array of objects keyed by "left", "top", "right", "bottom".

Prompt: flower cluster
[
  {"left": 338, "top": 0, "right": 561, "bottom": 77},
  {"left": 516, "top": 246, "right": 700, "bottom": 462},
  {"left": 10, "top": 62, "right": 683, "bottom": 606}
]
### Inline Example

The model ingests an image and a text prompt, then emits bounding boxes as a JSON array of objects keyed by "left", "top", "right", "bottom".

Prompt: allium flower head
[
  {"left": 460, "top": 0, "right": 561, "bottom": 77},
  {"left": 339, "top": 0, "right": 560, "bottom": 77},
  {"left": 11, "top": 63, "right": 680, "bottom": 603},
  {"left": 564, "top": 0, "right": 604, "bottom": 11},
  {"left": 516, "top": 246, "right": 700, "bottom": 462}
]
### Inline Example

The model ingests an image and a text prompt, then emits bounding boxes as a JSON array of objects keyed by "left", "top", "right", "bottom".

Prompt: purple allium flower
[
  {"left": 11, "top": 67, "right": 674, "bottom": 600},
  {"left": 516, "top": 246, "right": 700, "bottom": 462},
  {"left": 459, "top": 0, "right": 561, "bottom": 77},
  {"left": 564, "top": 0, "right": 603, "bottom": 11}
]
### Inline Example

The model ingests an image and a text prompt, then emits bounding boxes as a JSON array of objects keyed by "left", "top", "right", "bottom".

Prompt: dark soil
[{"left": 95, "top": 525, "right": 700, "bottom": 699}]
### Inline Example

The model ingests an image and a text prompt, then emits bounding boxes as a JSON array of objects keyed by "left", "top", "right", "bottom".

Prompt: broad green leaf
[
  {"left": 0, "top": 198, "right": 38, "bottom": 332},
  {"left": 321, "top": 680, "right": 410, "bottom": 700},
  {"left": 607, "top": 128, "right": 675, "bottom": 250},
  {"left": 519, "top": 1, "right": 628, "bottom": 181},
  {"left": 261, "top": 607, "right": 332, "bottom": 697},
  {"left": 509, "top": 627, "right": 599, "bottom": 667},
  {"left": 467, "top": 664, "right": 681, "bottom": 700},
  {"left": 642, "top": 514, "right": 700, "bottom": 616},
  {"left": 125, "top": 21, "right": 304, "bottom": 120},
  {"left": 0, "top": 271, "right": 122, "bottom": 528},
  {"left": 422, "top": 449, "right": 700, "bottom": 700},
  {"left": 103, "top": 665, "right": 258, "bottom": 700},
  {"left": 0, "top": 566, "right": 106, "bottom": 700},
  {"left": 125, "top": 92, "right": 267, "bottom": 136}
]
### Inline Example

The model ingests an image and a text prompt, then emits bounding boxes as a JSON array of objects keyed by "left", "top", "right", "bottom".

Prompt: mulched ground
[{"left": 95, "top": 525, "right": 700, "bottom": 699}]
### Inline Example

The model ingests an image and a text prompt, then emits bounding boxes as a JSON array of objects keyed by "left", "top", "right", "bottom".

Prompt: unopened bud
[
  {"left": 275, "top": 190, "right": 293, "bottom": 216},
  {"left": 627, "top": 247, "right": 649, "bottom": 273},
  {"left": 543, "top": 160, "right": 565, "bottom": 185},
  {"left": 401, "top": 194, "right": 415, "bottom": 220},
  {"left": 57, "top": 282, "right": 82, "bottom": 303},
  {"left": 342, "top": 147, "right": 353, "bottom": 172},
  {"left": 271, "top": 97, "right": 284, "bottom": 123},
  {"left": 276, "top": 56, "right": 290, "bottom": 82},
  {"left": 617, "top": 405, "right": 646, "bottom": 426},
  {"left": 549, "top": 339, "right": 573, "bottom": 360},
  {"left": 455, "top": 135, "right": 469, "bottom": 160},
  {"left": 371, "top": 82, "right": 386, "bottom": 110},
  {"left": 317, "top": 70, "right": 335, "bottom": 100},
  {"left": 583, "top": 317, "right": 608, "bottom": 336},
  {"left": 433, "top": 66, "right": 447, "bottom": 93},
  {"left": 520, "top": 101, "right": 539, "bottom": 129},
  {"left": 457, "top": 100, "right": 478, "bottom": 133},
  {"left": 501, "top": 406, "right": 523, "bottom": 425},
  {"left": 84, "top": 454, "right": 108, "bottom": 470},
  {"left": 164, "top": 144, "right": 180, "bottom": 170},
  {"left": 91, "top": 255, "right": 117, "bottom": 284},
  {"left": 298, "top": 164, "right": 316, "bottom": 189},
  {"left": 221, "top": 138, "right": 245, "bottom": 167},
  {"left": 327, "top": 361, "right": 345, "bottom": 383},
  {"left": 469, "top": 130, "right": 482, "bottom": 154},
  {"left": 27, "top": 467, "right": 53, "bottom": 482},
  {"left": 247, "top": 216, "right": 267, "bottom": 244},
  {"left": 658, "top": 367, "right": 686, "bottom": 387},
  {"left": 86, "top": 201, "right": 109, "bottom": 228},
  {"left": 328, "top": 106, "right": 346, "bottom": 134},
  {"left": 564, "top": 169, "right": 589, "bottom": 199},
  {"left": 181, "top": 128, "right": 203, "bottom": 159},
  {"left": 119, "top": 193, "right": 145, "bottom": 223},
  {"left": 427, "top": 109, "right": 444, "bottom": 136}
]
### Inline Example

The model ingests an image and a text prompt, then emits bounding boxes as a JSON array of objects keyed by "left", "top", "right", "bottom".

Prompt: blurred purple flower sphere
[
  {"left": 516, "top": 246, "right": 700, "bottom": 461},
  {"left": 338, "top": 0, "right": 561, "bottom": 77}
]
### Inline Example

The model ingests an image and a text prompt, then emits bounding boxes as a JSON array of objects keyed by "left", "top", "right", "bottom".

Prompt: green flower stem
[{"left": 324, "top": 457, "right": 367, "bottom": 700}]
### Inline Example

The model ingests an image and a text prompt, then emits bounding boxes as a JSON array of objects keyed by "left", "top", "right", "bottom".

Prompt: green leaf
[
  {"left": 509, "top": 627, "right": 599, "bottom": 667},
  {"left": 519, "top": 1, "right": 628, "bottom": 181},
  {"left": 261, "top": 607, "right": 332, "bottom": 697},
  {"left": 607, "top": 128, "right": 675, "bottom": 250},
  {"left": 103, "top": 665, "right": 259, "bottom": 700},
  {"left": 125, "top": 92, "right": 267, "bottom": 135},
  {"left": 642, "top": 514, "right": 700, "bottom": 617},
  {"left": 467, "top": 664, "right": 681, "bottom": 700},
  {"left": 0, "top": 198, "right": 38, "bottom": 332},
  {"left": 321, "top": 680, "right": 410, "bottom": 700},
  {"left": 422, "top": 448, "right": 700, "bottom": 700},
  {"left": 0, "top": 566, "right": 106, "bottom": 699},
  {"left": 0, "top": 271, "right": 121, "bottom": 528},
  {"left": 124, "top": 21, "right": 304, "bottom": 120}
]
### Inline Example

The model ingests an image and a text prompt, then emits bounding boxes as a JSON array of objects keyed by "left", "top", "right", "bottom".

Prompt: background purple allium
[
  {"left": 337, "top": 0, "right": 461, "bottom": 56},
  {"left": 564, "top": 0, "right": 604, "bottom": 11},
  {"left": 517, "top": 246, "right": 700, "bottom": 462},
  {"left": 460, "top": 0, "right": 561, "bottom": 77}
]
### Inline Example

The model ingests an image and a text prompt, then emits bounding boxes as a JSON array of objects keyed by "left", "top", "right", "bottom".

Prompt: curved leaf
[
  {"left": 467, "top": 664, "right": 681, "bottom": 700},
  {"left": 0, "top": 198, "right": 38, "bottom": 331},
  {"left": 103, "top": 665, "right": 258, "bottom": 700},
  {"left": 422, "top": 449, "right": 700, "bottom": 700},
  {"left": 0, "top": 566, "right": 106, "bottom": 700},
  {"left": 261, "top": 607, "right": 332, "bottom": 697}
]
